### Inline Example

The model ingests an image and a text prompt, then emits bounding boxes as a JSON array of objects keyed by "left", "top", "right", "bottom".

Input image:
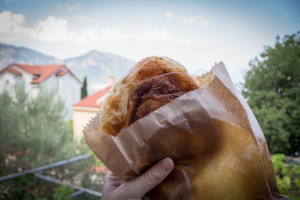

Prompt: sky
[{"left": 0, "top": 0, "right": 299, "bottom": 84}]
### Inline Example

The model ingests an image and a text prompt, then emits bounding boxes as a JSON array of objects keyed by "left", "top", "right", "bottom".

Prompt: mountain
[
  {"left": 0, "top": 43, "right": 62, "bottom": 68},
  {"left": 0, "top": 43, "right": 136, "bottom": 93},
  {"left": 64, "top": 50, "right": 136, "bottom": 92}
]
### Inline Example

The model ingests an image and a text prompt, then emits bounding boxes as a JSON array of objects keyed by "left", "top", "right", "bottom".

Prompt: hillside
[
  {"left": 0, "top": 43, "right": 136, "bottom": 93},
  {"left": 0, "top": 43, "right": 62, "bottom": 68},
  {"left": 64, "top": 50, "right": 136, "bottom": 92}
]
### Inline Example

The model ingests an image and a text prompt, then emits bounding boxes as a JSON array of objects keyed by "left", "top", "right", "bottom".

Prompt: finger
[
  {"left": 104, "top": 171, "right": 115, "bottom": 182},
  {"left": 102, "top": 172, "right": 127, "bottom": 200},
  {"left": 124, "top": 157, "right": 174, "bottom": 198},
  {"left": 104, "top": 171, "right": 126, "bottom": 186}
]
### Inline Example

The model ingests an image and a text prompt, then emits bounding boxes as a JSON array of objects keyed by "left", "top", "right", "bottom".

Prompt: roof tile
[
  {"left": 7, "top": 67, "right": 21, "bottom": 75},
  {"left": 56, "top": 69, "right": 69, "bottom": 76},
  {"left": 9, "top": 63, "right": 65, "bottom": 84},
  {"left": 73, "top": 86, "right": 112, "bottom": 109},
  {"left": 1, "top": 63, "right": 81, "bottom": 85}
]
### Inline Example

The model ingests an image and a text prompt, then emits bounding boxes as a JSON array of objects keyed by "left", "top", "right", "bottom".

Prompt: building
[
  {"left": 72, "top": 85, "right": 112, "bottom": 140},
  {"left": 0, "top": 63, "right": 82, "bottom": 119}
]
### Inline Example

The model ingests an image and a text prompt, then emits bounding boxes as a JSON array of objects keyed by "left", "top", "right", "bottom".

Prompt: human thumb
[{"left": 124, "top": 157, "right": 174, "bottom": 198}]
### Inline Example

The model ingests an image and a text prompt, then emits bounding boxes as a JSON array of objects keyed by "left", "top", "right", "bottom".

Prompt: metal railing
[{"left": 0, "top": 154, "right": 102, "bottom": 198}]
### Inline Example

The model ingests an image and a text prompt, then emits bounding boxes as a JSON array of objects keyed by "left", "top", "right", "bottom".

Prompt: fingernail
[{"left": 159, "top": 157, "right": 174, "bottom": 172}]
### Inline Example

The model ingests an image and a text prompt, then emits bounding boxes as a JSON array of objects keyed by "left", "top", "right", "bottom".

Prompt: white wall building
[
  {"left": 0, "top": 63, "right": 82, "bottom": 120},
  {"left": 72, "top": 85, "right": 112, "bottom": 140}
]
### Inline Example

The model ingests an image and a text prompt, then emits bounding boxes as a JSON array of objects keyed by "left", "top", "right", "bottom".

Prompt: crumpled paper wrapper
[{"left": 84, "top": 62, "right": 288, "bottom": 200}]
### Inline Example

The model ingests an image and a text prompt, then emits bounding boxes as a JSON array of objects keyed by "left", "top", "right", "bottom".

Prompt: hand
[{"left": 101, "top": 157, "right": 174, "bottom": 200}]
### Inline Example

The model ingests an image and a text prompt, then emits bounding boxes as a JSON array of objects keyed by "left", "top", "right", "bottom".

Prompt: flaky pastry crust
[{"left": 100, "top": 56, "right": 212, "bottom": 136}]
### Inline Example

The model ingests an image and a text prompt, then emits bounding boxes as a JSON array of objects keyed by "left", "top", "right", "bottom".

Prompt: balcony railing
[{"left": 0, "top": 154, "right": 102, "bottom": 198}]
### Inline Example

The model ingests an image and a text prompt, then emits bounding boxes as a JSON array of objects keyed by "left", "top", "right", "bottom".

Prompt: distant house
[
  {"left": 0, "top": 63, "right": 82, "bottom": 119},
  {"left": 72, "top": 85, "right": 112, "bottom": 140}
]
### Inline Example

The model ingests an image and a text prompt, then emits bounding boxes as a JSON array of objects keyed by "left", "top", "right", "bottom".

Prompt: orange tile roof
[
  {"left": 9, "top": 63, "right": 65, "bottom": 84},
  {"left": 7, "top": 67, "right": 21, "bottom": 75},
  {"left": 1, "top": 63, "right": 81, "bottom": 85},
  {"left": 31, "top": 65, "right": 65, "bottom": 84},
  {"left": 74, "top": 86, "right": 112, "bottom": 109},
  {"left": 0, "top": 66, "right": 20, "bottom": 75},
  {"left": 56, "top": 69, "right": 69, "bottom": 76},
  {"left": 14, "top": 63, "right": 41, "bottom": 75}
]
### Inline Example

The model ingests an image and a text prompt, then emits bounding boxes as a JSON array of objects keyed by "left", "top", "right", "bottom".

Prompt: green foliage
[
  {"left": 65, "top": 120, "right": 74, "bottom": 142},
  {"left": 0, "top": 84, "right": 106, "bottom": 199},
  {"left": 272, "top": 154, "right": 300, "bottom": 199},
  {"left": 80, "top": 77, "right": 88, "bottom": 99},
  {"left": 38, "top": 155, "right": 107, "bottom": 194},
  {"left": 0, "top": 84, "right": 78, "bottom": 176},
  {"left": 243, "top": 32, "right": 300, "bottom": 154},
  {"left": 53, "top": 185, "right": 74, "bottom": 200},
  {"left": 272, "top": 154, "right": 292, "bottom": 192},
  {"left": 0, "top": 173, "right": 37, "bottom": 200},
  {"left": 0, "top": 173, "right": 74, "bottom": 200}
]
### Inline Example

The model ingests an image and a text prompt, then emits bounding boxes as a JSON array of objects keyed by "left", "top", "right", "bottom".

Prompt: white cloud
[
  {"left": 0, "top": 12, "right": 72, "bottom": 42},
  {"left": 0, "top": 11, "right": 130, "bottom": 44},
  {"left": 182, "top": 16, "right": 210, "bottom": 25},
  {"left": 37, "top": 16, "right": 70, "bottom": 42},
  {"left": 0, "top": 11, "right": 37, "bottom": 42},
  {"left": 0, "top": 11, "right": 191, "bottom": 47},
  {"left": 0, "top": 11, "right": 26, "bottom": 32},
  {"left": 165, "top": 12, "right": 173, "bottom": 19}
]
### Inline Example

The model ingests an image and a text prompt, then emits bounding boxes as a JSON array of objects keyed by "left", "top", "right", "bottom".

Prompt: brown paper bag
[{"left": 84, "top": 62, "right": 288, "bottom": 200}]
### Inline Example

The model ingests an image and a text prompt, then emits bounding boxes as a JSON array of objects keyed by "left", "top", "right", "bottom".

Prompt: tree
[
  {"left": 0, "top": 84, "right": 106, "bottom": 199},
  {"left": 0, "top": 84, "right": 78, "bottom": 176},
  {"left": 81, "top": 76, "right": 88, "bottom": 99},
  {"left": 243, "top": 32, "right": 300, "bottom": 155}
]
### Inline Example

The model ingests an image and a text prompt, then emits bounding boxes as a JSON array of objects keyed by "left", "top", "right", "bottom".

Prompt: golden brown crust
[{"left": 100, "top": 56, "right": 206, "bottom": 136}]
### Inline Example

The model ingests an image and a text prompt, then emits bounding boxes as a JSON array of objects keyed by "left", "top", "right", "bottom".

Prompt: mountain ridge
[
  {"left": 0, "top": 43, "right": 63, "bottom": 67},
  {"left": 0, "top": 43, "right": 136, "bottom": 93}
]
